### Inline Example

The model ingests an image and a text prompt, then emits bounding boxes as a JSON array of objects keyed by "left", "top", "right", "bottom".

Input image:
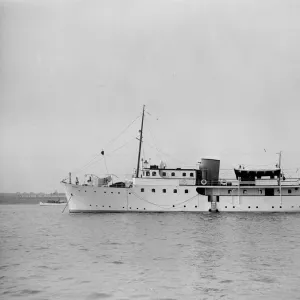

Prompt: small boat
[{"left": 39, "top": 199, "right": 66, "bottom": 206}]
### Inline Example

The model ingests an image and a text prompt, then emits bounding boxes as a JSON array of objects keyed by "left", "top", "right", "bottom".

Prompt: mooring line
[{"left": 61, "top": 195, "right": 72, "bottom": 214}]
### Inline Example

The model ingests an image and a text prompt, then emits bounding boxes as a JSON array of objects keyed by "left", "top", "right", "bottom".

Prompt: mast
[
  {"left": 278, "top": 151, "right": 282, "bottom": 206},
  {"left": 278, "top": 151, "right": 282, "bottom": 169},
  {"left": 136, "top": 105, "right": 145, "bottom": 178}
]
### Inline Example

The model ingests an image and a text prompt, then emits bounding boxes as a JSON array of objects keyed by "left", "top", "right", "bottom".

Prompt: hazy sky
[{"left": 1, "top": 0, "right": 300, "bottom": 193}]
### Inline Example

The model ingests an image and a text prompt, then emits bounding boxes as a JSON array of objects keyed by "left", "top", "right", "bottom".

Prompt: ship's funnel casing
[{"left": 200, "top": 158, "right": 220, "bottom": 184}]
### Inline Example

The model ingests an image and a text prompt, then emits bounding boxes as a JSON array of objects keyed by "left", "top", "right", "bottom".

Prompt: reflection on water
[{"left": 1, "top": 205, "right": 300, "bottom": 299}]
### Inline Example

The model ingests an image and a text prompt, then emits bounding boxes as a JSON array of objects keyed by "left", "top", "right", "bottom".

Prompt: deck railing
[{"left": 202, "top": 178, "right": 300, "bottom": 187}]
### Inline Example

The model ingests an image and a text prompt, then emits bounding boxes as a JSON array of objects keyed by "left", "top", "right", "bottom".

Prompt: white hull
[
  {"left": 62, "top": 183, "right": 300, "bottom": 213},
  {"left": 40, "top": 202, "right": 66, "bottom": 206}
]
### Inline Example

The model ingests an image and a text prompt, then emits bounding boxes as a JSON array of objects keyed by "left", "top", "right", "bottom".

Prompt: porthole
[
  {"left": 123, "top": 207, "right": 124, "bottom": 208},
  {"left": 152, "top": 189, "right": 155, "bottom": 193},
  {"left": 184, "top": 205, "right": 186, "bottom": 208},
  {"left": 291, "top": 206, "right": 294, "bottom": 208},
  {"left": 141, "top": 188, "right": 144, "bottom": 192},
  {"left": 137, "top": 208, "right": 138, "bottom": 210},
  {"left": 173, "top": 205, "right": 175, "bottom": 207},
  {"left": 280, "top": 206, "right": 282, "bottom": 208},
  {"left": 146, "top": 171, "right": 150, "bottom": 176},
  {"left": 89, "top": 204, "right": 91, "bottom": 206},
  {"left": 129, "top": 207, "right": 132, "bottom": 209},
  {"left": 248, "top": 206, "right": 250, "bottom": 208},
  {"left": 228, "top": 190, "right": 232, "bottom": 194},
  {"left": 102, "top": 205, "right": 104, "bottom": 207},
  {"left": 129, "top": 192, "right": 131, "bottom": 195},
  {"left": 118, "top": 192, "right": 120, "bottom": 194},
  {"left": 94, "top": 191, "right": 96, "bottom": 193},
  {"left": 225, "top": 206, "right": 227, "bottom": 208},
  {"left": 111, "top": 192, "right": 113, "bottom": 194},
  {"left": 104, "top": 191, "right": 106, "bottom": 194},
  {"left": 256, "top": 206, "right": 258, "bottom": 208},
  {"left": 109, "top": 206, "right": 111, "bottom": 208},
  {"left": 171, "top": 172, "right": 175, "bottom": 176},
  {"left": 233, "top": 206, "right": 235, "bottom": 208},
  {"left": 195, "top": 205, "right": 197, "bottom": 208},
  {"left": 163, "top": 189, "right": 166, "bottom": 193},
  {"left": 85, "top": 191, "right": 87, "bottom": 192},
  {"left": 272, "top": 206, "right": 274, "bottom": 208},
  {"left": 144, "top": 208, "right": 146, "bottom": 210},
  {"left": 173, "top": 189, "right": 177, "bottom": 193},
  {"left": 96, "top": 205, "right": 98, "bottom": 207},
  {"left": 152, "top": 171, "right": 156, "bottom": 176},
  {"left": 183, "top": 172, "right": 186, "bottom": 177}
]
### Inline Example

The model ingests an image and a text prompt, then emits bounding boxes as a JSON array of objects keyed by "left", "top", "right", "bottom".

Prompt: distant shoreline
[{"left": 0, "top": 193, "right": 67, "bottom": 205}]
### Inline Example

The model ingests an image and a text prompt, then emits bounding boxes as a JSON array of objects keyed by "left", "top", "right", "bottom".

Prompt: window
[
  {"left": 163, "top": 189, "right": 166, "bottom": 193},
  {"left": 185, "top": 189, "right": 188, "bottom": 194},
  {"left": 152, "top": 171, "right": 156, "bottom": 176},
  {"left": 265, "top": 188, "right": 274, "bottom": 196},
  {"left": 243, "top": 190, "right": 247, "bottom": 194},
  {"left": 288, "top": 189, "right": 292, "bottom": 194},
  {"left": 228, "top": 190, "right": 232, "bottom": 194},
  {"left": 152, "top": 189, "right": 155, "bottom": 193},
  {"left": 173, "top": 189, "right": 177, "bottom": 193},
  {"left": 141, "top": 188, "right": 144, "bottom": 192},
  {"left": 162, "top": 172, "right": 166, "bottom": 176},
  {"left": 146, "top": 171, "right": 150, "bottom": 176},
  {"left": 171, "top": 172, "right": 175, "bottom": 176},
  {"left": 183, "top": 172, "right": 186, "bottom": 177},
  {"left": 190, "top": 173, "right": 194, "bottom": 177},
  {"left": 259, "top": 190, "right": 263, "bottom": 194}
]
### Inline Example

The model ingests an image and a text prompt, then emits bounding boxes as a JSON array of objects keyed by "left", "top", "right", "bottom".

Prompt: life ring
[{"left": 201, "top": 179, "right": 207, "bottom": 186}]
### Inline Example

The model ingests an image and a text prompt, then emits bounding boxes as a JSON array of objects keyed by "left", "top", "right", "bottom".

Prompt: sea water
[{"left": 1, "top": 204, "right": 300, "bottom": 300}]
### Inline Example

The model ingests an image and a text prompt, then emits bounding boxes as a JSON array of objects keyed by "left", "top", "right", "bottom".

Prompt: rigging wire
[
  {"left": 69, "top": 113, "right": 141, "bottom": 175},
  {"left": 103, "top": 155, "right": 109, "bottom": 175},
  {"left": 71, "top": 137, "right": 136, "bottom": 175},
  {"left": 103, "top": 114, "right": 141, "bottom": 150}
]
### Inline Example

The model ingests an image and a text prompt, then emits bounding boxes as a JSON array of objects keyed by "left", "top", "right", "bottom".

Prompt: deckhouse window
[
  {"left": 183, "top": 173, "right": 186, "bottom": 177},
  {"left": 141, "top": 188, "right": 144, "bottom": 192},
  {"left": 243, "top": 190, "right": 247, "bottom": 194},
  {"left": 228, "top": 190, "right": 232, "bottom": 194},
  {"left": 185, "top": 189, "right": 188, "bottom": 194},
  {"left": 190, "top": 173, "right": 194, "bottom": 177},
  {"left": 162, "top": 172, "right": 166, "bottom": 176},
  {"left": 171, "top": 172, "right": 175, "bottom": 176},
  {"left": 146, "top": 171, "right": 150, "bottom": 176},
  {"left": 152, "top": 171, "right": 157, "bottom": 176},
  {"left": 163, "top": 189, "right": 166, "bottom": 193},
  {"left": 152, "top": 189, "right": 155, "bottom": 193},
  {"left": 288, "top": 189, "right": 292, "bottom": 194},
  {"left": 173, "top": 189, "right": 177, "bottom": 193}
]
